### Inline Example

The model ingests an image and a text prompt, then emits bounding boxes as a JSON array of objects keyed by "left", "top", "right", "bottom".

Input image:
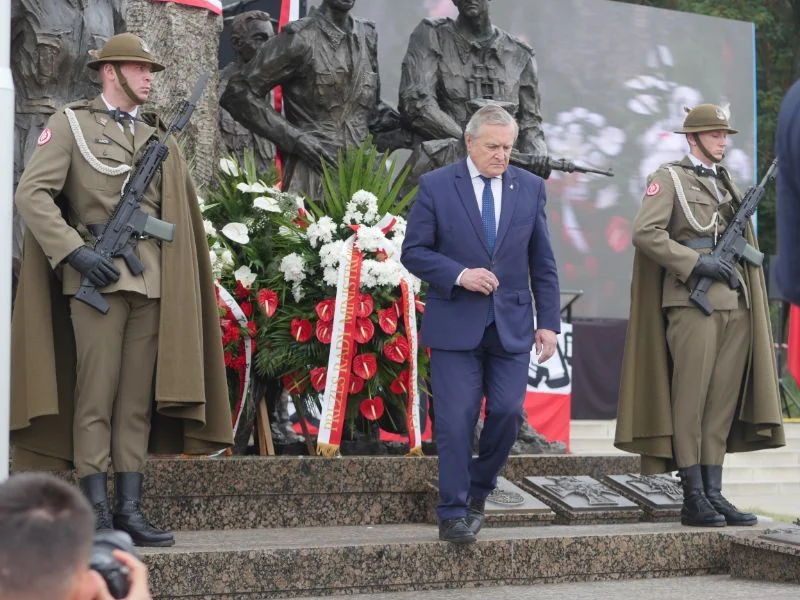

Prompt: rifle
[
  {"left": 74, "top": 72, "right": 209, "bottom": 314},
  {"left": 689, "top": 158, "right": 777, "bottom": 316},
  {"left": 511, "top": 151, "right": 614, "bottom": 177}
]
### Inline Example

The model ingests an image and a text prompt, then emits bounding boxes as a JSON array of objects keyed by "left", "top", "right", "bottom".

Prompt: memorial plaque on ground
[
  {"left": 603, "top": 473, "right": 682, "bottom": 522},
  {"left": 424, "top": 478, "right": 555, "bottom": 526},
  {"left": 521, "top": 475, "right": 642, "bottom": 524},
  {"left": 761, "top": 526, "right": 800, "bottom": 547}
]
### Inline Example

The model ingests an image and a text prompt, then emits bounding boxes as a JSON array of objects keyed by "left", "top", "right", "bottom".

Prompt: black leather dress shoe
[
  {"left": 465, "top": 496, "right": 486, "bottom": 534},
  {"left": 438, "top": 518, "right": 477, "bottom": 544}
]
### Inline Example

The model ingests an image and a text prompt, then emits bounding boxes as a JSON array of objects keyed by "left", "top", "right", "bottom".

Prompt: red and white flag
[
  {"left": 787, "top": 305, "right": 800, "bottom": 387},
  {"left": 153, "top": 0, "right": 222, "bottom": 15}
]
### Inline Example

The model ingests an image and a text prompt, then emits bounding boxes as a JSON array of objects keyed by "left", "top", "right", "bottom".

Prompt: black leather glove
[
  {"left": 67, "top": 246, "right": 120, "bottom": 288},
  {"left": 692, "top": 254, "right": 733, "bottom": 282}
]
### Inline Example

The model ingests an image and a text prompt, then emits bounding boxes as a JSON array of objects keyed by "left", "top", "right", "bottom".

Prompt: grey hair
[{"left": 464, "top": 104, "right": 519, "bottom": 140}]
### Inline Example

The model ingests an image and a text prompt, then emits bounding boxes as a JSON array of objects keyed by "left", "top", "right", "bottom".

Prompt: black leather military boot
[
  {"left": 438, "top": 518, "right": 477, "bottom": 544},
  {"left": 678, "top": 465, "right": 726, "bottom": 527},
  {"left": 112, "top": 472, "right": 175, "bottom": 547},
  {"left": 79, "top": 473, "right": 113, "bottom": 531},
  {"left": 465, "top": 496, "right": 486, "bottom": 534},
  {"left": 701, "top": 465, "right": 758, "bottom": 526}
]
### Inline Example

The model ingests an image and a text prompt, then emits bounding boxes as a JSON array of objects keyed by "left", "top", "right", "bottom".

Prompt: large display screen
[{"left": 307, "top": 0, "right": 756, "bottom": 318}]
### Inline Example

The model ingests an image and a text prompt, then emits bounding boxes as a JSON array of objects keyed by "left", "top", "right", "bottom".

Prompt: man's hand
[
  {"left": 534, "top": 329, "right": 558, "bottom": 364},
  {"left": 692, "top": 253, "right": 733, "bottom": 282},
  {"left": 67, "top": 246, "right": 121, "bottom": 288},
  {"left": 460, "top": 268, "right": 499, "bottom": 295},
  {"left": 91, "top": 550, "right": 152, "bottom": 600}
]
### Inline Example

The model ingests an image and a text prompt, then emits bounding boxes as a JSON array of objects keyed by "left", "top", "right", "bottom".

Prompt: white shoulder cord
[
  {"left": 665, "top": 166, "right": 718, "bottom": 235},
  {"left": 64, "top": 107, "right": 132, "bottom": 179}
]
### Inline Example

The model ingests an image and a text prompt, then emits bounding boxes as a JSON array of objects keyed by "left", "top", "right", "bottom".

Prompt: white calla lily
[
  {"left": 221, "top": 222, "right": 250, "bottom": 244},
  {"left": 236, "top": 181, "right": 270, "bottom": 194},
  {"left": 253, "top": 196, "right": 281, "bottom": 212},
  {"left": 234, "top": 265, "right": 257, "bottom": 287},
  {"left": 219, "top": 157, "right": 239, "bottom": 177}
]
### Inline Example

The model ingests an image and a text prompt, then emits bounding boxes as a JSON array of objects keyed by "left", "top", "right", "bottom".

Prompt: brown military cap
[
  {"left": 87, "top": 33, "right": 165, "bottom": 72},
  {"left": 673, "top": 103, "right": 738, "bottom": 135}
]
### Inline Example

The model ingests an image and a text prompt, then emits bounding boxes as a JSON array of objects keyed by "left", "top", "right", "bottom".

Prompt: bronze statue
[
  {"left": 399, "top": 0, "right": 551, "bottom": 184},
  {"left": 219, "top": 10, "right": 276, "bottom": 176},
  {"left": 220, "top": 0, "right": 398, "bottom": 200},
  {"left": 11, "top": 0, "right": 126, "bottom": 287}
]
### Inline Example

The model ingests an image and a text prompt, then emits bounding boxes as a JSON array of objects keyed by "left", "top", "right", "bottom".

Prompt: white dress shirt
[
  {"left": 687, "top": 154, "right": 723, "bottom": 202},
  {"left": 101, "top": 94, "right": 138, "bottom": 137}
]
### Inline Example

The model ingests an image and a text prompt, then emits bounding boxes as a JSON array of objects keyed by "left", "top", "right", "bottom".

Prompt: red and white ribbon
[
  {"left": 215, "top": 281, "right": 252, "bottom": 439},
  {"left": 400, "top": 278, "right": 423, "bottom": 455}
]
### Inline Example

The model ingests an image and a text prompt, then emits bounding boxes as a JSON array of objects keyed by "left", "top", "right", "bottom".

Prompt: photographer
[{"left": 0, "top": 473, "right": 151, "bottom": 600}]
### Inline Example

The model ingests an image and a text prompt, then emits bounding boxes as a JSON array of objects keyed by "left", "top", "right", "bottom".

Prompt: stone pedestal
[{"left": 125, "top": 1, "right": 222, "bottom": 192}]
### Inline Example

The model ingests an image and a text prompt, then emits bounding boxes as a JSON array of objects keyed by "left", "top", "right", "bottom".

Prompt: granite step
[
  {"left": 729, "top": 526, "right": 800, "bottom": 584},
  {"left": 134, "top": 455, "right": 638, "bottom": 531},
  {"left": 137, "top": 522, "right": 772, "bottom": 599}
]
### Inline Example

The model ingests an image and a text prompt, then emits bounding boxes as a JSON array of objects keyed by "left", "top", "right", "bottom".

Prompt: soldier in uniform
[
  {"left": 219, "top": 10, "right": 276, "bottom": 175},
  {"left": 220, "top": 0, "right": 397, "bottom": 200},
  {"left": 11, "top": 33, "right": 233, "bottom": 546},
  {"left": 615, "top": 104, "right": 785, "bottom": 526},
  {"left": 399, "top": 0, "right": 551, "bottom": 183}
]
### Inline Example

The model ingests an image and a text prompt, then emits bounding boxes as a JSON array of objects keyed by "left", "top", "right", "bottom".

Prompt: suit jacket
[
  {"left": 401, "top": 160, "right": 560, "bottom": 354},
  {"left": 776, "top": 79, "right": 800, "bottom": 305},
  {"left": 631, "top": 156, "right": 744, "bottom": 310},
  {"left": 15, "top": 95, "right": 162, "bottom": 297}
]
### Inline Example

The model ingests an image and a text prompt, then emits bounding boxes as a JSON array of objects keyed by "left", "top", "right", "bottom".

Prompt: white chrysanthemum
[
  {"left": 319, "top": 240, "right": 346, "bottom": 269},
  {"left": 389, "top": 215, "right": 406, "bottom": 239},
  {"left": 219, "top": 157, "right": 239, "bottom": 177},
  {"left": 221, "top": 222, "right": 249, "bottom": 244},
  {"left": 291, "top": 282, "right": 305, "bottom": 303},
  {"left": 253, "top": 196, "right": 281, "bottom": 212},
  {"left": 209, "top": 250, "right": 222, "bottom": 278},
  {"left": 234, "top": 265, "right": 257, "bottom": 288},
  {"left": 220, "top": 249, "right": 234, "bottom": 268},
  {"left": 323, "top": 266, "right": 339, "bottom": 287},
  {"left": 345, "top": 189, "right": 379, "bottom": 225},
  {"left": 279, "top": 253, "right": 306, "bottom": 284},
  {"left": 360, "top": 259, "right": 401, "bottom": 289},
  {"left": 236, "top": 181, "right": 269, "bottom": 194},
  {"left": 354, "top": 225, "right": 388, "bottom": 253},
  {"left": 306, "top": 216, "right": 336, "bottom": 249},
  {"left": 203, "top": 220, "right": 217, "bottom": 237}
]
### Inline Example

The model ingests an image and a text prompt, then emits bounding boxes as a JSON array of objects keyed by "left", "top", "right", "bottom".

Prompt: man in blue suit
[
  {"left": 776, "top": 79, "right": 800, "bottom": 305},
  {"left": 402, "top": 104, "right": 561, "bottom": 544}
]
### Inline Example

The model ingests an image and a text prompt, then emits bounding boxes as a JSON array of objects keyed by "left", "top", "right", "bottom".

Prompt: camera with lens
[{"left": 89, "top": 530, "right": 137, "bottom": 599}]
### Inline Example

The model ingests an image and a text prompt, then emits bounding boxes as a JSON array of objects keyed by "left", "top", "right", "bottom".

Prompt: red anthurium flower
[
  {"left": 383, "top": 335, "right": 410, "bottom": 364},
  {"left": 354, "top": 317, "right": 375, "bottom": 344},
  {"left": 375, "top": 249, "right": 388, "bottom": 262},
  {"left": 415, "top": 296, "right": 425, "bottom": 314},
  {"left": 352, "top": 353, "right": 377, "bottom": 380},
  {"left": 257, "top": 289, "right": 278, "bottom": 318},
  {"left": 316, "top": 320, "right": 333, "bottom": 344},
  {"left": 282, "top": 371, "right": 306, "bottom": 394},
  {"left": 235, "top": 280, "right": 250, "bottom": 301},
  {"left": 315, "top": 298, "right": 336, "bottom": 322},
  {"left": 394, "top": 300, "right": 402, "bottom": 318},
  {"left": 246, "top": 321, "right": 257, "bottom": 337},
  {"left": 360, "top": 396, "right": 385, "bottom": 421},
  {"left": 223, "top": 351, "right": 234, "bottom": 367},
  {"left": 310, "top": 367, "right": 327, "bottom": 392},
  {"left": 228, "top": 325, "right": 241, "bottom": 343},
  {"left": 389, "top": 370, "right": 411, "bottom": 395},
  {"left": 349, "top": 375, "right": 365, "bottom": 394},
  {"left": 240, "top": 301, "right": 253, "bottom": 317},
  {"left": 378, "top": 307, "right": 398, "bottom": 335},
  {"left": 290, "top": 318, "right": 313, "bottom": 343},
  {"left": 355, "top": 293, "right": 374, "bottom": 317},
  {"left": 293, "top": 207, "right": 310, "bottom": 229}
]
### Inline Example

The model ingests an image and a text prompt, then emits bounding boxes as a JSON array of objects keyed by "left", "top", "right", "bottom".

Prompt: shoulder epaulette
[
  {"left": 283, "top": 17, "right": 311, "bottom": 34},
  {"left": 62, "top": 99, "right": 91, "bottom": 112}
]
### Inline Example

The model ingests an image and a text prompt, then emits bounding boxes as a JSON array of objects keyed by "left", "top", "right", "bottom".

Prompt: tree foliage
[{"left": 615, "top": 0, "right": 798, "bottom": 252}]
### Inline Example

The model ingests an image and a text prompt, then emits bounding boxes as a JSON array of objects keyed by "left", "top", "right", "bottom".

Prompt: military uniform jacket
[
  {"left": 615, "top": 156, "right": 784, "bottom": 473},
  {"left": 631, "top": 156, "right": 744, "bottom": 311},
  {"left": 15, "top": 94, "right": 162, "bottom": 297},
  {"left": 399, "top": 17, "right": 547, "bottom": 157}
]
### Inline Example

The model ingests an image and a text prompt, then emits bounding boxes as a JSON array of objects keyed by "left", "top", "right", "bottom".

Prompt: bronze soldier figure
[
  {"left": 220, "top": 0, "right": 397, "bottom": 200},
  {"left": 615, "top": 104, "right": 785, "bottom": 527},
  {"left": 219, "top": 10, "right": 276, "bottom": 175}
]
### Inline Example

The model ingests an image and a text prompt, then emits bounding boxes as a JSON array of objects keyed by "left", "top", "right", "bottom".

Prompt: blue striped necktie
[{"left": 479, "top": 175, "right": 496, "bottom": 325}]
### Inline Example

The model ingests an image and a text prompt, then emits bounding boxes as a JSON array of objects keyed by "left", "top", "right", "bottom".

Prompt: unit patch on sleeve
[
  {"left": 645, "top": 182, "right": 660, "bottom": 196},
  {"left": 37, "top": 128, "right": 52, "bottom": 146}
]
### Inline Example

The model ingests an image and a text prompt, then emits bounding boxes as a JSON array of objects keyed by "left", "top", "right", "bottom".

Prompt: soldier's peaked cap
[
  {"left": 673, "top": 103, "right": 738, "bottom": 134},
  {"left": 87, "top": 33, "right": 165, "bottom": 72}
]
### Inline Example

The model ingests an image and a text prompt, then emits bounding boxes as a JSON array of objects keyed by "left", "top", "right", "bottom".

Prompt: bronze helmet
[{"left": 87, "top": 33, "right": 165, "bottom": 72}]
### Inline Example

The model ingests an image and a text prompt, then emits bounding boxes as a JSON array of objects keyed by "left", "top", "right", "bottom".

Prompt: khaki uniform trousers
[
  {"left": 70, "top": 291, "right": 160, "bottom": 477},
  {"left": 665, "top": 303, "right": 750, "bottom": 467}
]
